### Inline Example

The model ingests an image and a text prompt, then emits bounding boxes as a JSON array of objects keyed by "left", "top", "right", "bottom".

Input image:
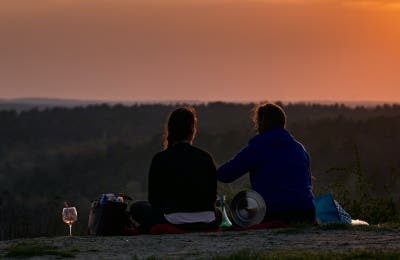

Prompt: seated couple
[{"left": 130, "top": 102, "right": 315, "bottom": 233}]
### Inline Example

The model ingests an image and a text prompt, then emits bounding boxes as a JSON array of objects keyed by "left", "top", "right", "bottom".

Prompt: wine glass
[{"left": 62, "top": 207, "right": 78, "bottom": 236}]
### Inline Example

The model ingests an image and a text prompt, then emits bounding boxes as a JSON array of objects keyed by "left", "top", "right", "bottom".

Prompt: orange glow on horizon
[{"left": 0, "top": 0, "right": 399, "bottom": 102}]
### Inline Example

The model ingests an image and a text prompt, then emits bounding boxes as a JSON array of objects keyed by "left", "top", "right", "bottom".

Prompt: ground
[{"left": 1, "top": 225, "right": 400, "bottom": 259}]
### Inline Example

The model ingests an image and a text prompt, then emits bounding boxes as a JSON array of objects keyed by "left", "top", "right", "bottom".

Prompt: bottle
[{"left": 218, "top": 194, "right": 232, "bottom": 228}]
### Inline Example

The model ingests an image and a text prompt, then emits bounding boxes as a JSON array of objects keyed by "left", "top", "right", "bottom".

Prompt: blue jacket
[{"left": 217, "top": 128, "right": 315, "bottom": 212}]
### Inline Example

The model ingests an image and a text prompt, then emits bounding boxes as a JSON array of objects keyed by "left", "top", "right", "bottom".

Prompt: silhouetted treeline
[{"left": 1, "top": 102, "right": 400, "bottom": 240}]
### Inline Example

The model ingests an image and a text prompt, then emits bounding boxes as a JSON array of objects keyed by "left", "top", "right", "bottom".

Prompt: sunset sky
[{"left": 1, "top": 0, "right": 400, "bottom": 102}]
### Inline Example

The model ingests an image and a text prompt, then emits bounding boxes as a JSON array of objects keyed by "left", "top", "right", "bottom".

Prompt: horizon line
[{"left": 1, "top": 96, "right": 399, "bottom": 105}]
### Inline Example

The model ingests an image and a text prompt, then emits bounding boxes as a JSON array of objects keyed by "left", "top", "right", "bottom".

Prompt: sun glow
[
  {"left": 1, "top": 0, "right": 400, "bottom": 102},
  {"left": 343, "top": 0, "right": 400, "bottom": 10},
  {"left": 384, "top": 2, "right": 400, "bottom": 10}
]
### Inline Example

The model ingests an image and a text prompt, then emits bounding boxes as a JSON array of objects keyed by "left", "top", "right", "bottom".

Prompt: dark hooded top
[
  {"left": 218, "top": 128, "right": 315, "bottom": 212},
  {"left": 148, "top": 142, "right": 217, "bottom": 214}
]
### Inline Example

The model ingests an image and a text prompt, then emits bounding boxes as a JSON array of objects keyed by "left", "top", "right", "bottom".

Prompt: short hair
[
  {"left": 253, "top": 102, "right": 286, "bottom": 133},
  {"left": 163, "top": 106, "right": 197, "bottom": 149}
]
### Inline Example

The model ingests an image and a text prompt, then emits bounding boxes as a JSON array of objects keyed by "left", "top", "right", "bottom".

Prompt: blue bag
[{"left": 315, "top": 193, "right": 352, "bottom": 224}]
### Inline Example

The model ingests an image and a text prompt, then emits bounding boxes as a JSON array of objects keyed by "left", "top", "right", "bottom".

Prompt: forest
[{"left": 0, "top": 102, "right": 400, "bottom": 240}]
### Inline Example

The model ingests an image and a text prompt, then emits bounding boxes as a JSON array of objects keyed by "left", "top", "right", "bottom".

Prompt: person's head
[
  {"left": 253, "top": 102, "right": 286, "bottom": 133},
  {"left": 163, "top": 106, "right": 197, "bottom": 149}
]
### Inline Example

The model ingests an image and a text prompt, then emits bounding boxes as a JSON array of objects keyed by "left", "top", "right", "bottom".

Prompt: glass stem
[{"left": 69, "top": 224, "right": 72, "bottom": 236}]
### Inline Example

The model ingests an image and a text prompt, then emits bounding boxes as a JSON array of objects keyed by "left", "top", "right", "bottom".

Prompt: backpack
[{"left": 88, "top": 194, "right": 133, "bottom": 235}]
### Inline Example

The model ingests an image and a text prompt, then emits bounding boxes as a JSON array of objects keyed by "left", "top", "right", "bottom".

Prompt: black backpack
[{"left": 88, "top": 194, "right": 133, "bottom": 236}]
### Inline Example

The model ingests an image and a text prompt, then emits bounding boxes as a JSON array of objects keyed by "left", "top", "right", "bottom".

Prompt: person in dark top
[
  {"left": 130, "top": 106, "right": 219, "bottom": 232},
  {"left": 218, "top": 102, "right": 315, "bottom": 224}
]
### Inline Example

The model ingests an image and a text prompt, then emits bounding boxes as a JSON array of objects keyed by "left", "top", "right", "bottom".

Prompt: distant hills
[
  {"left": 0, "top": 97, "right": 398, "bottom": 111},
  {"left": 0, "top": 98, "right": 208, "bottom": 111},
  {"left": 0, "top": 98, "right": 93, "bottom": 111}
]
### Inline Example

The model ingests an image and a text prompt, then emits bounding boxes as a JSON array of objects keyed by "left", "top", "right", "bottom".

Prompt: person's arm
[
  {"left": 305, "top": 151, "right": 314, "bottom": 186},
  {"left": 148, "top": 154, "right": 163, "bottom": 208},
  {"left": 217, "top": 145, "right": 256, "bottom": 183},
  {"left": 206, "top": 154, "right": 218, "bottom": 205}
]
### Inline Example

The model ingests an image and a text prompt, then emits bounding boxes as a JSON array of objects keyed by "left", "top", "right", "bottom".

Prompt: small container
[
  {"left": 218, "top": 194, "right": 232, "bottom": 228},
  {"left": 106, "top": 193, "right": 115, "bottom": 202}
]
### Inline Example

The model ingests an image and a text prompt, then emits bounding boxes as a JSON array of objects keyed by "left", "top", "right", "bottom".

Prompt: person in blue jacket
[{"left": 218, "top": 102, "right": 315, "bottom": 224}]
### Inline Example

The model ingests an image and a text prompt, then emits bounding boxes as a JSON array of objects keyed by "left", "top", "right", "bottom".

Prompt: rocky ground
[{"left": 1, "top": 225, "right": 400, "bottom": 259}]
